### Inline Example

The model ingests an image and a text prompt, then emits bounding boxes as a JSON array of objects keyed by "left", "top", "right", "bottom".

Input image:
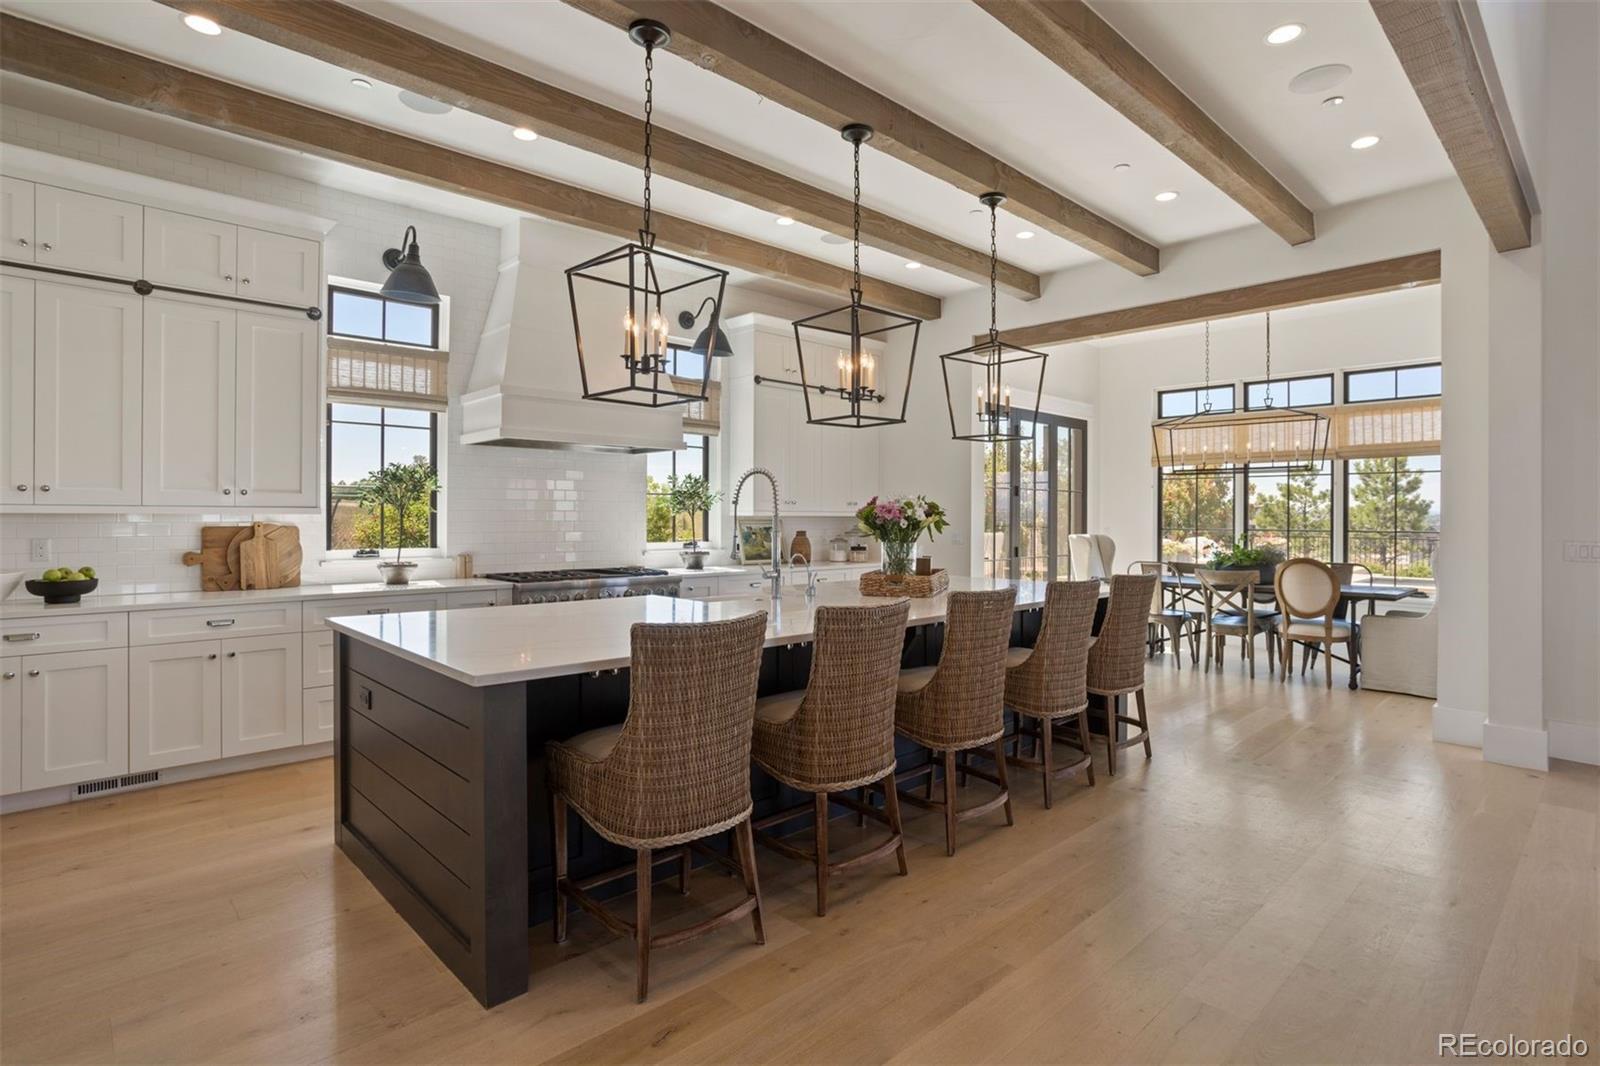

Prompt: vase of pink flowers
[{"left": 855, "top": 494, "right": 950, "bottom": 580}]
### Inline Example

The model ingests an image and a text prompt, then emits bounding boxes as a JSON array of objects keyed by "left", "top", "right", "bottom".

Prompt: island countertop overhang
[{"left": 325, "top": 577, "right": 1056, "bottom": 687}]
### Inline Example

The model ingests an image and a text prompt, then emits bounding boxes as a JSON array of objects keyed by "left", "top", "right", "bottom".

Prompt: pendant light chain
[
  {"left": 641, "top": 39, "right": 655, "bottom": 239},
  {"left": 1264, "top": 310, "right": 1274, "bottom": 407},
  {"left": 851, "top": 134, "right": 862, "bottom": 300},
  {"left": 988, "top": 200, "right": 998, "bottom": 339},
  {"left": 1202, "top": 320, "right": 1212, "bottom": 412}
]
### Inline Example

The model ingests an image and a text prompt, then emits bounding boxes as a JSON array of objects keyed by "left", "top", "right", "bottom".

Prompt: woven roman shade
[
  {"left": 1333, "top": 397, "right": 1441, "bottom": 458},
  {"left": 326, "top": 337, "right": 449, "bottom": 411},
  {"left": 672, "top": 375, "right": 721, "bottom": 436}
]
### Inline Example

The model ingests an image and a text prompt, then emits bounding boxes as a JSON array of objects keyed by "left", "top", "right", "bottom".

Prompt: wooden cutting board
[
  {"left": 180, "top": 525, "right": 251, "bottom": 591},
  {"left": 239, "top": 523, "right": 302, "bottom": 590}
]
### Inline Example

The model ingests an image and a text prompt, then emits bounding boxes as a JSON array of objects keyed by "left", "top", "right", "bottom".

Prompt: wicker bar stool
[
  {"left": 1087, "top": 573, "right": 1158, "bottom": 776},
  {"left": 546, "top": 612, "right": 768, "bottom": 1003},
  {"left": 1002, "top": 579, "right": 1101, "bottom": 808},
  {"left": 751, "top": 599, "right": 912, "bottom": 916},
  {"left": 893, "top": 586, "right": 1018, "bottom": 856}
]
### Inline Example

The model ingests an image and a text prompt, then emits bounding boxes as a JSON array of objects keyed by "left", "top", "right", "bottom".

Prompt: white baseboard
[
  {"left": 1549, "top": 720, "right": 1600, "bottom": 766},
  {"left": 1482, "top": 721, "right": 1550, "bottom": 771},
  {"left": 1432, "top": 702, "right": 1485, "bottom": 748},
  {"left": 0, "top": 743, "right": 333, "bottom": 814}
]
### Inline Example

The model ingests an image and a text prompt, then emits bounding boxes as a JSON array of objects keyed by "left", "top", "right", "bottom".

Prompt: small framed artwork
[{"left": 738, "top": 522, "right": 774, "bottom": 564}]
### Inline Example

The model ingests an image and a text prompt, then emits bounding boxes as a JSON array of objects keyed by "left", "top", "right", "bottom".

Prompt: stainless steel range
[{"left": 481, "top": 566, "right": 681, "bottom": 604}]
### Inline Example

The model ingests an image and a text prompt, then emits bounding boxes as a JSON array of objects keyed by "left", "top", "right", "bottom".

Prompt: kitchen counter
[
  {"left": 0, "top": 577, "right": 508, "bottom": 619},
  {"left": 327, "top": 577, "right": 1050, "bottom": 687}
]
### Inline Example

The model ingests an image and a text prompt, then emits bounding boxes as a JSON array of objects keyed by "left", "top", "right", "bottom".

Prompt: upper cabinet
[
  {"left": 0, "top": 177, "right": 35, "bottom": 262},
  {"left": 145, "top": 210, "right": 319, "bottom": 307},
  {"left": 1, "top": 274, "right": 35, "bottom": 506},
  {"left": 33, "top": 185, "right": 142, "bottom": 277},
  {"left": 235, "top": 227, "right": 319, "bottom": 306},
  {"left": 235, "top": 310, "right": 318, "bottom": 508}
]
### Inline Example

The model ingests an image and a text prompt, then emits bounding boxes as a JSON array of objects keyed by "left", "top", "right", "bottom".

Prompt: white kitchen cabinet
[
  {"left": 142, "top": 297, "right": 237, "bottom": 506},
  {"left": 33, "top": 185, "right": 142, "bottom": 277},
  {"left": 19, "top": 648, "right": 129, "bottom": 791},
  {"left": 303, "top": 630, "right": 335, "bottom": 688},
  {"left": 220, "top": 633, "right": 302, "bottom": 756},
  {"left": 235, "top": 310, "right": 318, "bottom": 508},
  {"left": 1, "top": 273, "right": 34, "bottom": 505},
  {"left": 32, "top": 280, "right": 142, "bottom": 506},
  {"left": 129, "top": 640, "right": 222, "bottom": 772},
  {"left": 143, "top": 209, "right": 239, "bottom": 296},
  {"left": 0, "top": 177, "right": 34, "bottom": 262},
  {"left": 1, "top": 657, "right": 21, "bottom": 796},
  {"left": 302, "top": 687, "right": 335, "bottom": 745},
  {"left": 445, "top": 588, "right": 512, "bottom": 609},
  {"left": 236, "top": 227, "right": 319, "bottom": 307}
]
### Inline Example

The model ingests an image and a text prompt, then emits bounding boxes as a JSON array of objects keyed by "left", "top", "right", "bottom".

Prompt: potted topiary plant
[
  {"left": 667, "top": 473, "right": 720, "bottom": 570},
  {"left": 359, "top": 460, "right": 440, "bottom": 585},
  {"left": 1207, "top": 537, "right": 1286, "bottom": 587}
]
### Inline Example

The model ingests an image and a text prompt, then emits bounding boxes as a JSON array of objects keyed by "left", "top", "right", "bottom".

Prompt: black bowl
[{"left": 25, "top": 578, "right": 99, "bottom": 604}]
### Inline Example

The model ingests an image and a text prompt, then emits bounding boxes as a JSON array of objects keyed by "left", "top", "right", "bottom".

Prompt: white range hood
[{"left": 459, "top": 218, "right": 684, "bottom": 453}]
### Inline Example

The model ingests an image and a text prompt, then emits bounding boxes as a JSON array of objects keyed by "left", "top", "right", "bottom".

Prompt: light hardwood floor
[{"left": 2, "top": 662, "right": 1595, "bottom": 1065}]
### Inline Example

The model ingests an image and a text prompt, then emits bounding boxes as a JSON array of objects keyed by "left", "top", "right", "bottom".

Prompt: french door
[{"left": 983, "top": 413, "right": 1088, "bottom": 581}]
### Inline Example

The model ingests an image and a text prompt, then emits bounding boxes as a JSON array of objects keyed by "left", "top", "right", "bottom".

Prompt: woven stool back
[
  {"left": 593, "top": 612, "right": 768, "bottom": 848},
  {"left": 1087, "top": 573, "right": 1158, "bottom": 696},
  {"left": 900, "top": 586, "right": 1017, "bottom": 749},
  {"left": 1006, "top": 579, "right": 1099, "bottom": 718}
]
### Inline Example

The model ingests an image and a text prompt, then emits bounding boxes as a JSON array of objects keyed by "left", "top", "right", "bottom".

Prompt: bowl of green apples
[{"left": 26, "top": 566, "right": 99, "bottom": 604}]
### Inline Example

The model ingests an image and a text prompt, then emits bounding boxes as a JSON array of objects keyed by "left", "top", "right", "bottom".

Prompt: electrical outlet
[{"left": 30, "top": 538, "right": 51, "bottom": 563}]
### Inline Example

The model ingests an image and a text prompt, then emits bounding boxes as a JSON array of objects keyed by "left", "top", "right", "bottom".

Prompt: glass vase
[{"left": 880, "top": 538, "right": 919, "bottom": 579}]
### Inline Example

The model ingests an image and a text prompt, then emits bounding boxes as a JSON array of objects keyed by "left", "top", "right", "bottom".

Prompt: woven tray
[{"left": 859, "top": 567, "right": 950, "bottom": 598}]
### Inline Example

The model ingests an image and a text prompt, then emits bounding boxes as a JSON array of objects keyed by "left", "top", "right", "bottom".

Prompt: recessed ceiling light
[
  {"left": 904, "top": 261, "right": 922, "bottom": 270},
  {"left": 1016, "top": 230, "right": 1035, "bottom": 240},
  {"left": 1322, "top": 95, "right": 1345, "bottom": 108},
  {"left": 512, "top": 127, "right": 538, "bottom": 141},
  {"left": 1350, "top": 134, "right": 1381, "bottom": 150},
  {"left": 775, "top": 215, "right": 795, "bottom": 226},
  {"left": 350, "top": 77, "right": 373, "bottom": 90},
  {"left": 182, "top": 12, "right": 222, "bottom": 35},
  {"left": 1290, "top": 64, "right": 1352, "bottom": 95},
  {"left": 1265, "top": 23, "right": 1304, "bottom": 45},
  {"left": 397, "top": 90, "right": 452, "bottom": 115},
  {"left": 1154, "top": 190, "right": 1179, "bottom": 202}
]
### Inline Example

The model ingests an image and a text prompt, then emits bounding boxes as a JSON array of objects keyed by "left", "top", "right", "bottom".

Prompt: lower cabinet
[
  {"left": 18, "top": 648, "right": 129, "bottom": 791},
  {"left": 221, "top": 633, "right": 301, "bottom": 757},
  {"left": 1, "top": 658, "right": 21, "bottom": 795},
  {"left": 130, "top": 639, "right": 222, "bottom": 771},
  {"left": 302, "top": 686, "right": 334, "bottom": 745}
]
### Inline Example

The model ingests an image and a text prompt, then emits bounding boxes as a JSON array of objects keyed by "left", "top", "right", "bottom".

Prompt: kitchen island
[{"left": 326, "top": 577, "right": 1102, "bottom": 1007}]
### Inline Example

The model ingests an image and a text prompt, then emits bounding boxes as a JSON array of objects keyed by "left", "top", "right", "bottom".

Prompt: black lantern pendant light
[
  {"left": 939, "top": 192, "right": 1050, "bottom": 443},
  {"left": 789, "top": 124, "right": 921, "bottom": 428},
  {"left": 380, "top": 225, "right": 440, "bottom": 305},
  {"left": 565, "top": 19, "right": 725, "bottom": 408}
]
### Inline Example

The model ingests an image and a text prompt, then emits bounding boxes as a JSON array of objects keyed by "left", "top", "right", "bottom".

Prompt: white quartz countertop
[
  {"left": 328, "top": 577, "right": 1055, "bottom": 687},
  {"left": 0, "top": 577, "right": 508, "bottom": 620}
]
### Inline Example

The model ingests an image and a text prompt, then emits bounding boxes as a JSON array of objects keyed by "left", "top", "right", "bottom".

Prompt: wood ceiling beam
[
  {"left": 972, "top": 0, "right": 1315, "bottom": 246},
  {"left": 0, "top": 15, "right": 940, "bottom": 321},
  {"left": 1370, "top": 0, "right": 1531, "bottom": 252},
  {"left": 990, "top": 251, "right": 1440, "bottom": 349},
  {"left": 150, "top": 0, "right": 1037, "bottom": 301},
  {"left": 562, "top": 0, "right": 1162, "bottom": 276}
]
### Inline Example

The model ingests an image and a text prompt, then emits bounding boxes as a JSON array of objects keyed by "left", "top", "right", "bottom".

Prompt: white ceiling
[{"left": 3, "top": 0, "right": 1458, "bottom": 300}]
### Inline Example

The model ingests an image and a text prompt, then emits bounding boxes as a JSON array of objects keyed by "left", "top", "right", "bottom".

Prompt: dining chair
[
  {"left": 1132, "top": 561, "right": 1201, "bottom": 667},
  {"left": 1273, "top": 558, "right": 1358, "bottom": 689},
  {"left": 1196, "top": 569, "right": 1279, "bottom": 678},
  {"left": 1068, "top": 534, "right": 1116, "bottom": 580}
]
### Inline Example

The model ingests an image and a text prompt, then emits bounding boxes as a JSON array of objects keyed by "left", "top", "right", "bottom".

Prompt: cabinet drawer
[
  {"left": 679, "top": 578, "right": 717, "bottom": 599},
  {"left": 303, "top": 630, "right": 334, "bottom": 687},
  {"left": 445, "top": 589, "right": 507, "bottom": 610},
  {"left": 303, "top": 594, "right": 444, "bottom": 632},
  {"left": 303, "top": 686, "right": 334, "bottom": 745},
  {"left": 130, "top": 603, "right": 298, "bottom": 645},
  {"left": 2, "top": 613, "right": 127, "bottom": 655}
]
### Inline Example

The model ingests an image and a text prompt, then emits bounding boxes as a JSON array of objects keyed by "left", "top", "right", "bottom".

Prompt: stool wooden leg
[
  {"left": 1040, "top": 716, "right": 1055, "bottom": 809},
  {"left": 814, "top": 791, "right": 830, "bottom": 917},
  {"left": 925, "top": 753, "right": 937, "bottom": 801},
  {"left": 1106, "top": 700, "right": 1119, "bottom": 777},
  {"left": 1076, "top": 711, "right": 1096, "bottom": 787},
  {"left": 882, "top": 774, "right": 908, "bottom": 876},
  {"left": 1136, "top": 688, "right": 1152, "bottom": 759},
  {"left": 734, "top": 818, "right": 765, "bottom": 945},
  {"left": 856, "top": 786, "right": 867, "bottom": 828},
  {"left": 552, "top": 792, "right": 569, "bottom": 944},
  {"left": 943, "top": 749, "right": 958, "bottom": 856},
  {"left": 992, "top": 738, "right": 1014, "bottom": 826},
  {"left": 635, "top": 848, "right": 652, "bottom": 1003},
  {"left": 678, "top": 846, "right": 690, "bottom": 895}
]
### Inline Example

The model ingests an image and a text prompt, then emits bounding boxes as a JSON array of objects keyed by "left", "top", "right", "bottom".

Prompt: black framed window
[
  {"left": 645, "top": 345, "right": 711, "bottom": 544},
  {"left": 326, "top": 404, "right": 439, "bottom": 552},
  {"left": 1158, "top": 467, "right": 1236, "bottom": 564},
  {"left": 1246, "top": 460, "right": 1333, "bottom": 560},
  {"left": 328, "top": 285, "right": 440, "bottom": 349},
  {"left": 1344, "top": 362, "right": 1442, "bottom": 404},
  {"left": 1157, "top": 384, "right": 1235, "bottom": 418},
  {"left": 1345, "top": 456, "right": 1441, "bottom": 585},
  {"left": 1245, "top": 373, "right": 1333, "bottom": 410},
  {"left": 983, "top": 413, "right": 1087, "bottom": 580}
]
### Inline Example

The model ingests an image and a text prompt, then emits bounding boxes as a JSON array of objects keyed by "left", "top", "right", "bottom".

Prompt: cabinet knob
[
  {"left": 224, "top": 274, "right": 233, "bottom": 282},
  {"left": 15, "top": 484, "right": 26, "bottom": 492},
  {"left": 38, "top": 242, "right": 51, "bottom": 252},
  {"left": 239, "top": 488, "right": 248, "bottom": 496},
  {"left": 223, "top": 488, "right": 231, "bottom": 495},
  {"left": 240, "top": 277, "right": 250, "bottom": 286},
  {"left": 26, "top": 669, "right": 40, "bottom": 677},
  {"left": 16, "top": 238, "right": 27, "bottom": 248},
  {"left": 207, "top": 653, "right": 218, "bottom": 660},
  {"left": 39, "top": 484, "right": 50, "bottom": 492},
  {"left": 2, "top": 671, "right": 14, "bottom": 680},
  {"left": 227, "top": 651, "right": 237, "bottom": 658}
]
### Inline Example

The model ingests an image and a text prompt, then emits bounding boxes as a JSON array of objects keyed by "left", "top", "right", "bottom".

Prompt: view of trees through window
[
  {"left": 984, "top": 416, "right": 1087, "bottom": 579},
  {"left": 1159, "top": 468, "right": 1235, "bottom": 563},
  {"left": 1247, "top": 462, "right": 1333, "bottom": 560},
  {"left": 326, "top": 404, "right": 438, "bottom": 551},
  {"left": 1347, "top": 456, "right": 1441, "bottom": 582},
  {"left": 645, "top": 434, "right": 709, "bottom": 543}
]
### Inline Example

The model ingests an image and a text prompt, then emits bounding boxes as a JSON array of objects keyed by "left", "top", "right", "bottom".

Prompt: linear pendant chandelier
[
  {"left": 1150, "top": 313, "right": 1331, "bottom": 471},
  {"left": 790, "top": 124, "right": 921, "bottom": 428},
  {"left": 940, "top": 192, "right": 1050, "bottom": 443},
  {"left": 566, "top": 19, "right": 724, "bottom": 409}
]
